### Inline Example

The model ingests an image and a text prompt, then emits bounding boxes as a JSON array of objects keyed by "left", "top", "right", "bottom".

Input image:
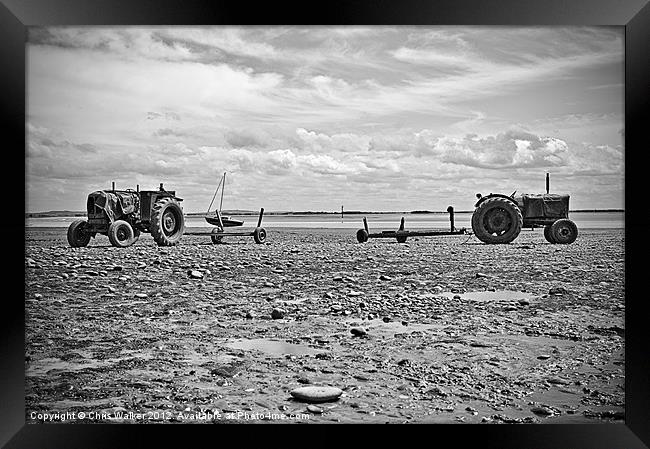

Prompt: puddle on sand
[
  {"left": 27, "top": 355, "right": 142, "bottom": 376},
  {"left": 440, "top": 290, "right": 535, "bottom": 302},
  {"left": 224, "top": 338, "right": 326, "bottom": 357}
]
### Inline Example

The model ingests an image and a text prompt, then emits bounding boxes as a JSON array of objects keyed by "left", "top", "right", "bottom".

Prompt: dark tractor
[
  {"left": 471, "top": 174, "right": 578, "bottom": 245},
  {"left": 67, "top": 183, "right": 185, "bottom": 248}
]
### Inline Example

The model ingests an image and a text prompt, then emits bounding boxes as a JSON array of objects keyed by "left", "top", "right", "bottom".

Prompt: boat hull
[{"left": 204, "top": 216, "right": 244, "bottom": 227}]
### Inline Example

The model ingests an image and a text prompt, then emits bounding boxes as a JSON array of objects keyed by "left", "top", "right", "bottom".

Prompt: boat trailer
[
  {"left": 356, "top": 206, "right": 468, "bottom": 243},
  {"left": 185, "top": 208, "right": 267, "bottom": 244}
]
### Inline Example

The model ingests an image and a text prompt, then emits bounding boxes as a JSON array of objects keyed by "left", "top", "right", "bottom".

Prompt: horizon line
[{"left": 25, "top": 208, "right": 626, "bottom": 217}]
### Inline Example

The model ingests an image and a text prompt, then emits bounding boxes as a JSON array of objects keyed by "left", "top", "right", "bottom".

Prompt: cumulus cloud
[
  {"left": 433, "top": 129, "right": 569, "bottom": 169},
  {"left": 225, "top": 128, "right": 271, "bottom": 148},
  {"left": 295, "top": 128, "right": 371, "bottom": 153}
]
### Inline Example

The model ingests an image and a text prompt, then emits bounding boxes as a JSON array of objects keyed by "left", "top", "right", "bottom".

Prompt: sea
[{"left": 25, "top": 211, "right": 624, "bottom": 230}]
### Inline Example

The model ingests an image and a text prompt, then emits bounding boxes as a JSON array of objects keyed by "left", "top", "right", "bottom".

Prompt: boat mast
[
  {"left": 206, "top": 174, "right": 224, "bottom": 215},
  {"left": 219, "top": 172, "right": 226, "bottom": 212}
]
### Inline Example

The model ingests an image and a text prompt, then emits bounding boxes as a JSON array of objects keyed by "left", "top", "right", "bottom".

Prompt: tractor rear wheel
[
  {"left": 550, "top": 219, "right": 578, "bottom": 244},
  {"left": 67, "top": 219, "right": 91, "bottom": 247},
  {"left": 108, "top": 220, "right": 135, "bottom": 247},
  {"left": 471, "top": 197, "right": 523, "bottom": 244},
  {"left": 543, "top": 225, "right": 556, "bottom": 244},
  {"left": 356, "top": 229, "right": 369, "bottom": 243},
  {"left": 253, "top": 227, "right": 267, "bottom": 244},
  {"left": 150, "top": 198, "right": 185, "bottom": 246}
]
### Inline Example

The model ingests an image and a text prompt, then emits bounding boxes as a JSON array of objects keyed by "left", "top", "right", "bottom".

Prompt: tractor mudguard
[{"left": 474, "top": 193, "right": 518, "bottom": 208}]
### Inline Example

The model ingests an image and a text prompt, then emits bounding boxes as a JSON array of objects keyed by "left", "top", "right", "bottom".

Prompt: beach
[{"left": 24, "top": 226, "right": 624, "bottom": 424}]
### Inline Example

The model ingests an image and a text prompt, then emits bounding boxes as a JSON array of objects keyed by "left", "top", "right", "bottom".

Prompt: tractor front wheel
[
  {"left": 150, "top": 198, "right": 185, "bottom": 246},
  {"left": 67, "top": 219, "right": 91, "bottom": 247},
  {"left": 108, "top": 220, "right": 135, "bottom": 247},
  {"left": 550, "top": 219, "right": 578, "bottom": 244},
  {"left": 471, "top": 197, "right": 523, "bottom": 244}
]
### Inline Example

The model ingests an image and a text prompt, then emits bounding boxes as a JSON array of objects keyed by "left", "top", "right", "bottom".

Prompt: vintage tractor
[
  {"left": 471, "top": 174, "right": 578, "bottom": 244},
  {"left": 67, "top": 183, "right": 185, "bottom": 248}
]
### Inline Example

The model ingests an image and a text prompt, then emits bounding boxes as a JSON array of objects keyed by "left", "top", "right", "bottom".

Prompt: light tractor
[
  {"left": 67, "top": 182, "right": 185, "bottom": 248},
  {"left": 471, "top": 173, "right": 578, "bottom": 244}
]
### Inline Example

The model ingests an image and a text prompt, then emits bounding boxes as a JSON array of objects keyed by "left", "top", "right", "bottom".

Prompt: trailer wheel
[
  {"left": 211, "top": 227, "right": 224, "bottom": 244},
  {"left": 356, "top": 229, "right": 369, "bottom": 243},
  {"left": 543, "top": 225, "right": 556, "bottom": 244},
  {"left": 108, "top": 220, "right": 135, "bottom": 247},
  {"left": 396, "top": 236, "right": 407, "bottom": 243},
  {"left": 67, "top": 219, "right": 91, "bottom": 247},
  {"left": 550, "top": 218, "right": 578, "bottom": 244},
  {"left": 471, "top": 197, "right": 523, "bottom": 244},
  {"left": 253, "top": 227, "right": 267, "bottom": 244}
]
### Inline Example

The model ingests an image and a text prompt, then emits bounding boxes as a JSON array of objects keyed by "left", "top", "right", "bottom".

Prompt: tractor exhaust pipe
[
  {"left": 112, "top": 181, "right": 115, "bottom": 191},
  {"left": 546, "top": 173, "right": 550, "bottom": 194}
]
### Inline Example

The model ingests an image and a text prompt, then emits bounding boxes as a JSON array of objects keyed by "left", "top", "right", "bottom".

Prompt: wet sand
[{"left": 24, "top": 227, "right": 624, "bottom": 424}]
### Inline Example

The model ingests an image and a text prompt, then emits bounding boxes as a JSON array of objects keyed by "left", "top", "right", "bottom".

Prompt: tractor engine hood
[{"left": 87, "top": 190, "right": 138, "bottom": 222}]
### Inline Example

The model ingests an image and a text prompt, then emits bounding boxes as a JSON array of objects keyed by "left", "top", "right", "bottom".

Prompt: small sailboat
[{"left": 204, "top": 172, "right": 244, "bottom": 228}]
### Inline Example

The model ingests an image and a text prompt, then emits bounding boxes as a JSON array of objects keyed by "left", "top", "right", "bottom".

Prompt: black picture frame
[{"left": 3, "top": 0, "right": 649, "bottom": 447}]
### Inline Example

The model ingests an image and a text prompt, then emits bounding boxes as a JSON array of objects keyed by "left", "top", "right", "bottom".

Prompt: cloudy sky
[{"left": 26, "top": 26, "right": 624, "bottom": 213}]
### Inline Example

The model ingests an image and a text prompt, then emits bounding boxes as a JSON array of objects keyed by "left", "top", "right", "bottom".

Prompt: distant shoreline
[{"left": 25, "top": 209, "right": 625, "bottom": 218}]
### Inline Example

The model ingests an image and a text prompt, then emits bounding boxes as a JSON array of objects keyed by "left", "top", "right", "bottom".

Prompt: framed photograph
[{"left": 4, "top": 0, "right": 649, "bottom": 447}]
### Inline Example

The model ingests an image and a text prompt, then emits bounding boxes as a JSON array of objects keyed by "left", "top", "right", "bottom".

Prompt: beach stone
[
  {"left": 549, "top": 287, "right": 567, "bottom": 295},
  {"left": 135, "top": 293, "right": 147, "bottom": 298},
  {"left": 531, "top": 406, "right": 554, "bottom": 416},
  {"left": 271, "top": 308, "right": 285, "bottom": 319},
  {"left": 307, "top": 405, "right": 323, "bottom": 414},
  {"left": 518, "top": 298, "right": 530, "bottom": 306},
  {"left": 350, "top": 327, "right": 367, "bottom": 337},
  {"left": 189, "top": 270, "right": 203, "bottom": 279},
  {"left": 379, "top": 275, "right": 392, "bottom": 281},
  {"left": 290, "top": 386, "right": 343, "bottom": 403}
]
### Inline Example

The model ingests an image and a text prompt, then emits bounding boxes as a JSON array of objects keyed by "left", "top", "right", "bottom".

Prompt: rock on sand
[{"left": 290, "top": 386, "right": 343, "bottom": 403}]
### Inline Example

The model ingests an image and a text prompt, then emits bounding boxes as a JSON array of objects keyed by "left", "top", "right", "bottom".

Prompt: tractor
[
  {"left": 471, "top": 174, "right": 578, "bottom": 244},
  {"left": 67, "top": 183, "right": 185, "bottom": 248}
]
